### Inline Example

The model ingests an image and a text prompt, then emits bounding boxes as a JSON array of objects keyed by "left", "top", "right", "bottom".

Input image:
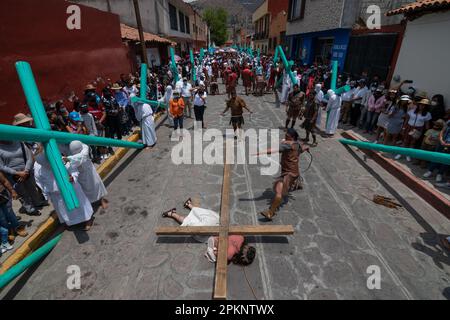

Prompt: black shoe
[{"left": 28, "top": 210, "right": 42, "bottom": 216}]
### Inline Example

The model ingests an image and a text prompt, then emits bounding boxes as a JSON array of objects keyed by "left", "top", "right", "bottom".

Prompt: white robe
[
  {"left": 181, "top": 207, "right": 220, "bottom": 243},
  {"left": 325, "top": 94, "right": 342, "bottom": 135},
  {"left": 133, "top": 103, "right": 157, "bottom": 146},
  {"left": 159, "top": 86, "right": 174, "bottom": 126},
  {"left": 67, "top": 143, "right": 107, "bottom": 203},
  {"left": 315, "top": 90, "right": 324, "bottom": 128},
  {"left": 34, "top": 159, "right": 93, "bottom": 226},
  {"left": 280, "top": 71, "right": 291, "bottom": 104}
]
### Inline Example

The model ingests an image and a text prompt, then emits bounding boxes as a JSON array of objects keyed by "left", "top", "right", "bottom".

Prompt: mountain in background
[
  {"left": 237, "top": 0, "right": 265, "bottom": 12},
  {"left": 190, "top": 0, "right": 262, "bottom": 29}
]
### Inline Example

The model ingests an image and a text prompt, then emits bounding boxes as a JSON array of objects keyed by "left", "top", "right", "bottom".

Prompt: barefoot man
[{"left": 221, "top": 92, "right": 253, "bottom": 140}]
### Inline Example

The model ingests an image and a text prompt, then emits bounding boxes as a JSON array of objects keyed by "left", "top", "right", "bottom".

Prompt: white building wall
[{"left": 392, "top": 11, "right": 450, "bottom": 110}]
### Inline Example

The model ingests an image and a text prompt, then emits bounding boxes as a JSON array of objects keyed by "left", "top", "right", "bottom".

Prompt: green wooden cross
[
  {"left": 0, "top": 61, "right": 144, "bottom": 211},
  {"left": 275, "top": 45, "right": 297, "bottom": 85},
  {"left": 190, "top": 49, "right": 197, "bottom": 83},
  {"left": 130, "top": 63, "right": 167, "bottom": 109},
  {"left": 170, "top": 47, "right": 179, "bottom": 84},
  {"left": 200, "top": 48, "right": 205, "bottom": 62}
]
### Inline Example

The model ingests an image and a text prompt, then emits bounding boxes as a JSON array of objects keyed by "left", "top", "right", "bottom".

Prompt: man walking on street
[
  {"left": 221, "top": 92, "right": 253, "bottom": 140},
  {"left": 180, "top": 78, "right": 193, "bottom": 118},
  {"left": 285, "top": 84, "right": 305, "bottom": 130}
]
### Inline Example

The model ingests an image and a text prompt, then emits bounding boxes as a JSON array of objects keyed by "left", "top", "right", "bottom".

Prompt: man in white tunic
[
  {"left": 159, "top": 85, "right": 174, "bottom": 127},
  {"left": 314, "top": 84, "right": 324, "bottom": 129},
  {"left": 132, "top": 97, "right": 157, "bottom": 149},
  {"left": 325, "top": 89, "right": 342, "bottom": 137},
  {"left": 34, "top": 152, "right": 94, "bottom": 230},
  {"left": 280, "top": 69, "right": 292, "bottom": 105},
  {"left": 66, "top": 141, "right": 108, "bottom": 209}
]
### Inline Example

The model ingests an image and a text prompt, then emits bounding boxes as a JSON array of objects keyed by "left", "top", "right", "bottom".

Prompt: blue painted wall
[{"left": 288, "top": 28, "right": 351, "bottom": 71}]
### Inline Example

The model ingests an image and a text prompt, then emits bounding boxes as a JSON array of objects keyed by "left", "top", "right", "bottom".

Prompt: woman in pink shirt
[{"left": 364, "top": 87, "right": 387, "bottom": 134}]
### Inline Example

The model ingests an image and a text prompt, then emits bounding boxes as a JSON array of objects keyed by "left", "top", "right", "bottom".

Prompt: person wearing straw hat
[
  {"left": 12, "top": 113, "right": 33, "bottom": 127},
  {"left": 111, "top": 83, "right": 131, "bottom": 135},
  {"left": 384, "top": 95, "right": 410, "bottom": 146},
  {"left": 0, "top": 115, "right": 48, "bottom": 216}
]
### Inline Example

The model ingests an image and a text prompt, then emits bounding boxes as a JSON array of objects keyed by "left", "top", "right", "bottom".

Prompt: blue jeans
[
  {"left": 428, "top": 145, "right": 450, "bottom": 174},
  {"left": 365, "top": 111, "right": 379, "bottom": 132},
  {"left": 0, "top": 200, "right": 19, "bottom": 231},
  {"left": 173, "top": 116, "right": 184, "bottom": 130},
  {"left": 0, "top": 225, "right": 7, "bottom": 244}
]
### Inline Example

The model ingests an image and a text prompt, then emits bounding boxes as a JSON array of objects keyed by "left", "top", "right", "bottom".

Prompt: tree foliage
[{"left": 203, "top": 8, "right": 228, "bottom": 46}]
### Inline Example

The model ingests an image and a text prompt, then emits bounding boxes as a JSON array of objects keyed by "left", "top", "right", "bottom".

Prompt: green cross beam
[
  {"left": 190, "top": 49, "right": 197, "bottom": 83},
  {"left": 0, "top": 61, "right": 144, "bottom": 211},
  {"left": 129, "top": 63, "right": 167, "bottom": 109},
  {"left": 275, "top": 45, "right": 297, "bottom": 86},
  {"left": 170, "top": 47, "right": 179, "bottom": 84}
]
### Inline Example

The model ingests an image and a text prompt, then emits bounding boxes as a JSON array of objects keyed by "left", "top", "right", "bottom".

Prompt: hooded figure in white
[
  {"left": 314, "top": 84, "right": 324, "bottom": 128},
  {"left": 67, "top": 141, "right": 107, "bottom": 204},
  {"left": 159, "top": 85, "right": 174, "bottom": 126},
  {"left": 280, "top": 69, "right": 292, "bottom": 104},
  {"left": 325, "top": 89, "right": 342, "bottom": 135},
  {"left": 34, "top": 152, "right": 93, "bottom": 226},
  {"left": 131, "top": 94, "right": 157, "bottom": 148}
]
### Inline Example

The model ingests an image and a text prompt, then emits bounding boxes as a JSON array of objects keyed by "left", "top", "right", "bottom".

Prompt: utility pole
[{"left": 133, "top": 0, "right": 149, "bottom": 65}]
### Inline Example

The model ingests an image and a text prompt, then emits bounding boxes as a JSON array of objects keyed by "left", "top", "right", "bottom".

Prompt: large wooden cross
[{"left": 155, "top": 161, "right": 295, "bottom": 300}]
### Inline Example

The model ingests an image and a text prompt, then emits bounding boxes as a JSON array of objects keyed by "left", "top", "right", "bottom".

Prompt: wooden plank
[
  {"left": 155, "top": 226, "right": 221, "bottom": 235},
  {"left": 213, "top": 162, "right": 231, "bottom": 300},
  {"left": 155, "top": 225, "right": 295, "bottom": 236},
  {"left": 229, "top": 225, "right": 295, "bottom": 235}
]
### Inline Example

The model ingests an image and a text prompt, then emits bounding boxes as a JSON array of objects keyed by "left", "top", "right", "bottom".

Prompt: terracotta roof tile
[
  {"left": 387, "top": 0, "right": 450, "bottom": 16},
  {"left": 120, "top": 24, "right": 175, "bottom": 45}
]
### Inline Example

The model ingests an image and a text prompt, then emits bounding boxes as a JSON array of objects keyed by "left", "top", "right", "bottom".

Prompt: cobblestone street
[{"left": 2, "top": 84, "right": 450, "bottom": 300}]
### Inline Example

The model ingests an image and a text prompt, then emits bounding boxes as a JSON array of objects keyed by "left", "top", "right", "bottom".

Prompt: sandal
[
  {"left": 183, "top": 198, "right": 192, "bottom": 210},
  {"left": 162, "top": 208, "right": 176, "bottom": 218}
]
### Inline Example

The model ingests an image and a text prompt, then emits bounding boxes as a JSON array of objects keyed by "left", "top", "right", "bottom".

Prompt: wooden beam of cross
[
  {"left": 155, "top": 162, "right": 295, "bottom": 300},
  {"left": 4, "top": 61, "right": 144, "bottom": 211}
]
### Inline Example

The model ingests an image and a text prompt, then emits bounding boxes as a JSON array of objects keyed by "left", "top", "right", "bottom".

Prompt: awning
[{"left": 120, "top": 24, "right": 175, "bottom": 45}]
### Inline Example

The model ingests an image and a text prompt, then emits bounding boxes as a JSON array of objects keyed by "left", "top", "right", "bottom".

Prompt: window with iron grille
[{"left": 169, "top": 4, "right": 178, "bottom": 31}]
